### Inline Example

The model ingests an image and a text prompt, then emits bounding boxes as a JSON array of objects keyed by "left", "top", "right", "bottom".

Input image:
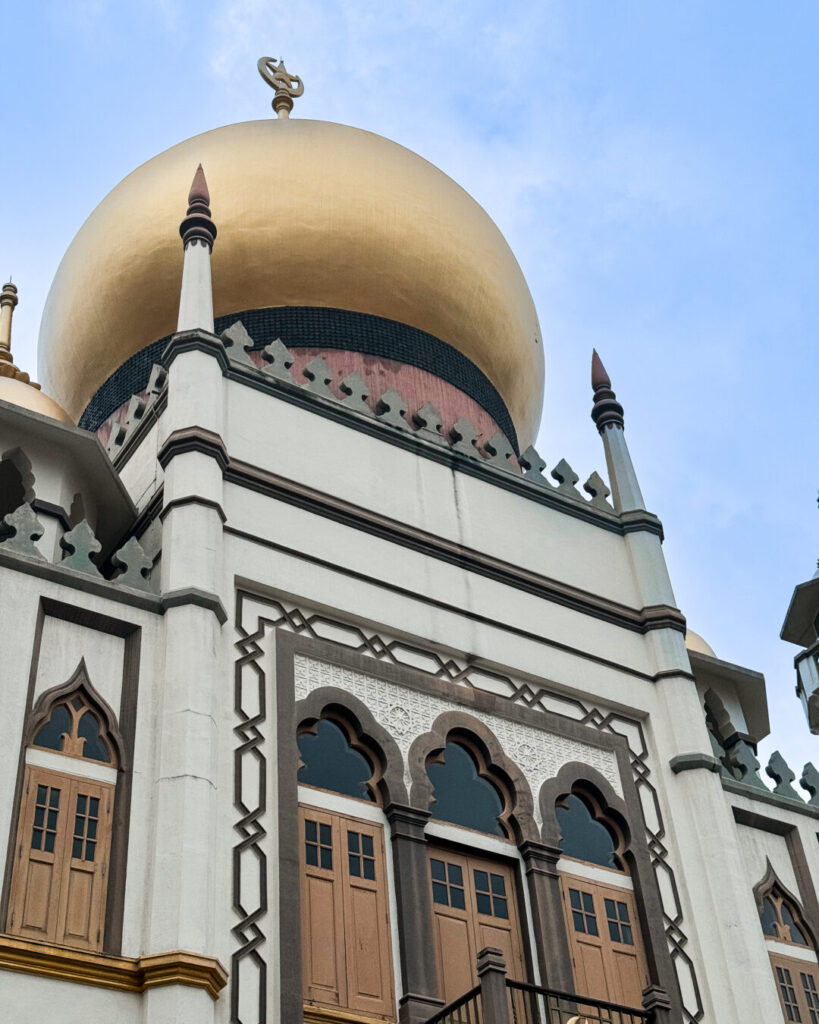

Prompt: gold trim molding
[
  {"left": 304, "top": 1002, "right": 396, "bottom": 1024},
  {"left": 0, "top": 934, "right": 228, "bottom": 998}
]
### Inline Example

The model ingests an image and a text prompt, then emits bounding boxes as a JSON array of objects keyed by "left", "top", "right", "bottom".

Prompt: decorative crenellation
[
  {"left": 293, "top": 654, "right": 622, "bottom": 810},
  {"left": 217, "top": 319, "right": 613, "bottom": 510},
  {"left": 0, "top": 501, "right": 154, "bottom": 591},
  {"left": 104, "top": 363, "right": 167, "bottom": 458}
]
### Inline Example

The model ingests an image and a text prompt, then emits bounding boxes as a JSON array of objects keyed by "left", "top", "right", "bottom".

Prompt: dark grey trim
[
  {"left": 159, "top": 587, "right": 228, "bottom": 625},
  {"left": 225, "top": 455, "right": 682, "bottom": 636},
  {"left": 0, "top": 596, "right": 141, "bottom": 956},
  {"left": 0, "top": 547, "right": 163, "bottom": 613},
  {"left": 518, "top": 840, "right": 574, "bottom": 991},
  {"left": 669, "top": 753, "right": 722, "bottom": 774},
  {"left": 731, "top": 805, "right": 819, "bottom": 944},
  {"left": 160, "top": 495, "right": 227, "bottom": 524},
  {"left": 723, "top": 777, "right": 819, "bottom": 820},
  {"left": 295, "top": 687, "right": 408, "bottom": 805},
  {"left": 229, "top": 530, "right": 661, "bottom": 683},
  {"left": 161, "top": 329, "right": 230, "bottom": 373},
  {"left": 157, "top": 426, "right": 229, "bottom": 473},
  {"left": 384, "top": 804, "right": 443, "bottom": 1024},
  {"left": 406, "top": 711, "right": 539, "bottom": 844},
  {"left": 30, "top": 498, "right": 70, "bottom": 530},
  {"left": 539, "top": 761, "right": 683, "bottom": 1023}
]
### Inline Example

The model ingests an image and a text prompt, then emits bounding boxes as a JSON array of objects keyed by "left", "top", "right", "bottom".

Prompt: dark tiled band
[{"left": 79, "top": 306, "right": 519, "bottom": 452}]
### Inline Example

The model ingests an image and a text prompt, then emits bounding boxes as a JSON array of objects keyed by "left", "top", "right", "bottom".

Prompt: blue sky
[{"left": 2, "top": 2, "right": 817, "bottom": 779}]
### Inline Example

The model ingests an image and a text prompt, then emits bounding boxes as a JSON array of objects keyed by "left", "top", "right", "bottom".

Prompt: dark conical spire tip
[
  {"left": 591, "top": 349, "right": 611, "bottom": 390},
  {"left": 590, "top": 349, "right": 624, "bottom": 433},
  {"left": 188, "top": 163, "right": 210, "bottom": 207},
  {"left": 180, "top": 163, "right": 217, "bottom": 249}
]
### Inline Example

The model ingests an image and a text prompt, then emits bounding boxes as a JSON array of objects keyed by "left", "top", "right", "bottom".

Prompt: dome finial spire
[
  {"left": 0, "top": 281, "right": 43, "bottom": 391},
  {"left": 257, "top": 57, "right": 304, "bottom": 118}
]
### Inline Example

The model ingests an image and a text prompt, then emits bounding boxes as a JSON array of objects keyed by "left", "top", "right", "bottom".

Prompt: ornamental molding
[{"left": 293, "top": 654, "right": 622, "bottom": 804}]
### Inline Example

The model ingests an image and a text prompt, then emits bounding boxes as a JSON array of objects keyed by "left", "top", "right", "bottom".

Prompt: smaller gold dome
[
  {"left": 0, "top": 377, "right": 72, "bottom": 422},
  {"left": 685, "top": 629, "right": 717, "bottom": 659}
]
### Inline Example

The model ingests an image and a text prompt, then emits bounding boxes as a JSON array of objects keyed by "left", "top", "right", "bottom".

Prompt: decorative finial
[
  {"left": 0, "top": 281, "right": 41, "bottom": 389},
  {"left": 257, "top": 57, "right": 304, "bottom": 118},
  {"left": 179, "top": 164, "right": 217, "bottom": 250},
  {"left": 590, "top": 349, "right": 624, "bottom": 433}
]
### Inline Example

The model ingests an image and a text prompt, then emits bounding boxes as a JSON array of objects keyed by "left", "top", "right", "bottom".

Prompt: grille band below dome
[{"left": 78, "top": 306, "right": 519, "bottom": 452}]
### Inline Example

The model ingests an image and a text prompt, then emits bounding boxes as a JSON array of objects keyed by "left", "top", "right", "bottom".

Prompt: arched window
[
  {"left": 426, "top": 740, "right": 507, "bottom": 837},
  {"left": 296, "top": 713, "right": 394, "bottom": 1019},
  {"left": 756, "top": 869, "right": 819, "bottom": 1022},
  {"left": 8, "top": 666, "right": 121, "bottom": 952},
  {"left": 0, "top": 449, "right": 33, "bottom": 520},
  {"left": 555, "top": 787, "right": 648, "bottom": 1010},
  {"left": 297, "top": 718, "right": 376, "bottom": 802}
]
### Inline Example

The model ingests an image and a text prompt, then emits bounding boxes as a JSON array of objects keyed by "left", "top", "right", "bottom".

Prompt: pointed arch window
[
  {"left": 755, "top": 868, "right": 819, "bottom": 1023},
  {"left": 7, "top": 664, "right": 122, "bottom": 952},
  {"left": 426, "top": 740, "right": 507, "bottom": 837},
  {"left": 297, "top": 718, "right": 377, "bottom": 802},
  {"left": 555, "top": 788, "right": 649, "bottom": 1009}
]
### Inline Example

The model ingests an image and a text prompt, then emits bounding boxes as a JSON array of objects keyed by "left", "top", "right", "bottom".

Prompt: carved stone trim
[
  {"left": 0, "top": 934, "right": 228, "bottom": 998},
  {"left": 160, "top": 587, "right": 228, "bottom": 625},
  {"left": 157, "top": 426, "right": 229, "bottom": 472},
  {"left": 669, "top": 753, "right": 722, "bottom": 775}
]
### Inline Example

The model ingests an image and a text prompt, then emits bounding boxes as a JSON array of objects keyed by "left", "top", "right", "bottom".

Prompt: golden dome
[
  {"left": 38, "top": 119, "right": 544, "bottom": 443},
  {"left": 0, "top": 376, "right": 71, "bottom": 422},
  {"left": 685, "top": 629, "right": 717, "bottom": 659}
]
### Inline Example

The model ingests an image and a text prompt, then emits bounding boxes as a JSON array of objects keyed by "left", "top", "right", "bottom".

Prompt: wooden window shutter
[
  {"left": 300, "top": 806, "right": 395, "bottom": 1018},
  {"left": 340, "top": 817, "right": 395, "bottom": 1018},
  {"left": 8, "top": 765, "right": 113, "bottom": 951},
  {"left": 300, "top": 806, "right": 347, "bottom": 1008}
]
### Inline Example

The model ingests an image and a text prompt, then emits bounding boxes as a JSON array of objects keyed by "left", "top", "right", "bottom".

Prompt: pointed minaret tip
[
  {"left": 589, "top": 349, "right": 624, "bottom": 433},
  {"left": 591, "top": 349, "right": 611, "bottom": 391},
  {"left": 188, "top": 163, "right": 210, "bottom": 207},
  {"left": 179, "top": 163, "right": 217, "bottom": 250}
]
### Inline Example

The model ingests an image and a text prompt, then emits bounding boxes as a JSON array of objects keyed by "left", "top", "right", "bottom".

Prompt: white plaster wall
[
  {"left": 224, "top": 381, "right": 643, "bottom": 608},
  {"left": 736, "top": 823, "right": 798, "bottom": 895},
  {"left": 33, "top": 616, "right": 124, "bottom": 711},
  {"left": 117, "top": 419, "right": 163, "bottom": 513},
  {"left": 0, "top": 973, "right": 141, "bottom": 1024}
]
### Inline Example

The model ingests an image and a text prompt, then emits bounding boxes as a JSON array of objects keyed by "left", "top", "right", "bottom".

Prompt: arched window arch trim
[
  {"left": 26, "top": 659, "right": 125, "bottom": 770},
  {"left": 408, "top": 711, "right": 538, "bottom": 845},
  {"left": 754, "top": 860, "right": 818, "bottom": 950},
  {"left": 539, "top": 763, "right": 634, "bottom": 872},
  {"left": 295, "top": 687, "right": 408, "bottom": 807}
]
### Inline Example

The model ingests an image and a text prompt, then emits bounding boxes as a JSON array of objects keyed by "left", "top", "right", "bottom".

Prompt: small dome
[
  {"left": 685, "top": 629, "right": 717, "bottom": 659},
  {"left": 0, "top": 377, "right": 71, "bottom": 423},
  {"left": 38, "top": 119, "right": 544, "bottom": 444}
]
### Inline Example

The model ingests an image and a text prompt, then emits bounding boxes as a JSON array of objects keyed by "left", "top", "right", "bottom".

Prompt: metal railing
[
  {"left": 507, "top": 980, "right": 649, "bottom": 1024},
  {"left": 421, "top": 948, "right": 652, "bottom": 1024},
  {"left": 424, "top": 985, "right": 482, "bottom": 1024}
]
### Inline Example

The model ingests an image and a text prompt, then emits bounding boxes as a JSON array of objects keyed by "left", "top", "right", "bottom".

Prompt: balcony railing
[{"left": 423, "top": 948, "right": 654, "bottom": 1024}]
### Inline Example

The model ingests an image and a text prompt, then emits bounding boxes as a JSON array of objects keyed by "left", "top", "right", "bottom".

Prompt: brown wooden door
[
  {"left": 8, "top": 766, "right": 113, "bottom": 950},
  {"left": 299, "top": 806, "right": 395, "bottom": 1019},
  {"left": 429, "top": 847, "right": 526, "bottom": 1004},
  {"left": 560, "top": 873, "right": 648, "bottom": 1009},
  {"left": 770, "top": 952, "right": 819, "bottom": 1022}
]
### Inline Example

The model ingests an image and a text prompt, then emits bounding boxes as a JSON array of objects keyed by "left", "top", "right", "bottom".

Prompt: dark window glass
[
  {"left": 305, "top": 818, "right": 332, "bottom": 870},
  {"left": 777, "top": 966, "right": 802, "bottom": 1021},
  {"left": 427, "top": 743, "right": 504, "bottom": 836},
  {"left": 346, "top": 829, "right": 375, "bottom": 880},
  {"left": 298, "top": 720, "right": 374, "bottom": 801},
  {"left": 33, "top": 705, "right": 71, "bottom": 753},
  {"left": 0, "top": 458, "right": 26, "bottom": 519},
  {"left": 77, "top": 711, "right": 111, "bottom": 763},
  {"left": 569, "top": 887, "right": 598, "bottom": 935},
  {"left": 476, "top": 892, "right": 492, "bottom": 915},
  {"left": 431, "top": 858, "right": 466, "bottom": 909},
  {"left": 31, "top": 785, "right": 59, "bottom": 853},
  {"left": 761, "top": 897, "right": 778, "bottom": 936},
  {"left": 556, "top": 794, "right": 620, "bottom": 869},
  {"left": 802, "top": 972, "right": 819, "bottom": 1024},
  {"left": 782, "top": 903, "right": 809, "bottom": 945}
]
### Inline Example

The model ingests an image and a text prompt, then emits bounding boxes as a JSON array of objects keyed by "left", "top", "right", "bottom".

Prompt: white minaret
[
  {"left": 590, "top": 349, "right": 645, "bottom": 513},
  {"left": 176, "top": 164, "right": 217, "bottom": 333}
]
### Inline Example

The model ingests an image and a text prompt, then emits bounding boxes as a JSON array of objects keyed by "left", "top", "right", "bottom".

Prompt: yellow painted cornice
[
  {"left": 304, "top": 1002, "right": 396, "bottom": 1024},
  {"left": 0, "top": 934, "right": 228, "bottom": 999}
]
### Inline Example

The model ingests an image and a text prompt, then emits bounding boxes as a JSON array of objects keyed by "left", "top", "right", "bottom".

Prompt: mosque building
[{"left": 1, "top": 57, "right": 818, "bottom": 1024}]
